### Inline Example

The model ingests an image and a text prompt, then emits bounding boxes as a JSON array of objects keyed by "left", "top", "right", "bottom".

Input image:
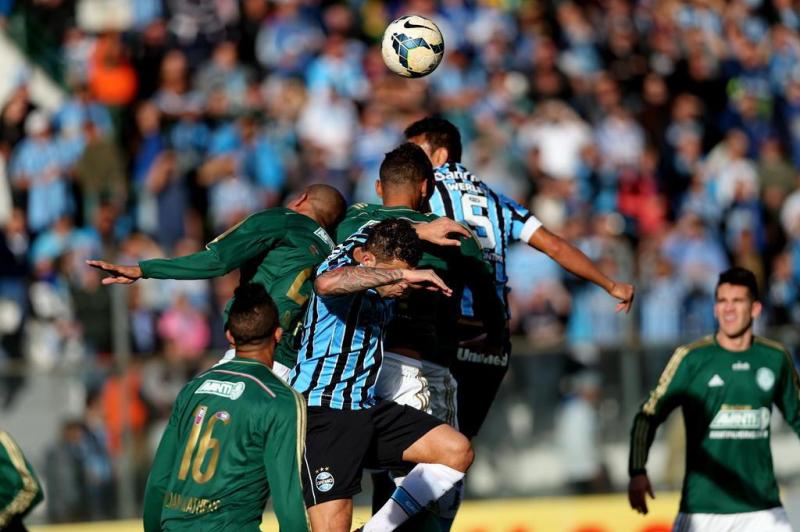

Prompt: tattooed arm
[
  {"left": 315, "top": 266, "right": 404, "bottom": 296},
  {"left": 315, "top": 267, "right": 452, "bottom": 297}
]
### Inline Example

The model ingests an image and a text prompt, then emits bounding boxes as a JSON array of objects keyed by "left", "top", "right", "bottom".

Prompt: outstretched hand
[
  {"left": 402, "top": 269, "right": 453, "bottom": 297},
  {"left": 628, "top": 474, "right": 655, "bottom": 515},
  {"left": 610, "top": 281, "right": 635, "bottom": 314},
  {"left": 415, "top": 218, "right": 471, "bottom": 247},
  {"left": 86, "top": 260, "right": 143, "bottom": 285}
]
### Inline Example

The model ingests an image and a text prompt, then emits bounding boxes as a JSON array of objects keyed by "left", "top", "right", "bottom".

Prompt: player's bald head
[{"left": 289, "top": 184, "right": 346, "bottom": 231}]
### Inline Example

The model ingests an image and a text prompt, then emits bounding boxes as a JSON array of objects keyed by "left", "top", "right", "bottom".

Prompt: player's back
[
  {"left": 428, "top": 163, "right": 542, "bottom": 319},
  {"left": 154, "top": 358, "right": 306, "bottom": 531}
]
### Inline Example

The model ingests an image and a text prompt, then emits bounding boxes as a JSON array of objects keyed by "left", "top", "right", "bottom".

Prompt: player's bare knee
[{"left": 441, "top": 431, "right": 473, "bottom": 472}]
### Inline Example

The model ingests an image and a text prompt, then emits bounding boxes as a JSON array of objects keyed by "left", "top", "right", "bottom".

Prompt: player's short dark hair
[
  {"left": 228, "top": 283, "right": 279, "bottom": 346},
  {"left": 716, "top": 267, "right": 759, "bottom": 301},
  {"left": 364, "top": 219, "right": 422, "bottom": 268},
  {"left": 379, "top": 142, "right": 433, "bottom": 189},
  {"left": 404, "top": 116, "right": 462, "bottom": 163}
]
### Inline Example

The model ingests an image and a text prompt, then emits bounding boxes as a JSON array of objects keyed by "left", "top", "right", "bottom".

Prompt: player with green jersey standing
[
  {"left": 0, "top": 430, "right": 43, "bottom": 532},
  {"left": 144, "top": 283, "right": 309, "bottom": 531},
  {"left": 628, "top": 267, "right": 800, "bottom": 531},
  {"left": 87, "top": 184, "right": 346, "bottom": 378}
]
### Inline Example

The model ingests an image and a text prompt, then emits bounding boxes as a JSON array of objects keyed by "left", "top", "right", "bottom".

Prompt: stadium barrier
[{"left": 30, "top": 492, "right": 680, "bottom": 532}]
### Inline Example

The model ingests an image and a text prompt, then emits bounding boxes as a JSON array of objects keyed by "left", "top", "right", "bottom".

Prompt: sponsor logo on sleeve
[
  {"left": 196, "top": 380, "right": 246, "bottom": 400},
  {"left": 756, "top": 367, "right": 775, "bottom": 391},
  {"left": 314, "top": 227, "right": 335, "bottom": 249}
]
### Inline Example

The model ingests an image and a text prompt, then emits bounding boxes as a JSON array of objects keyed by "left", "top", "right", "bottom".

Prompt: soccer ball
[{"left": 381, "top": 15, "right": 445, "bottom": 78}]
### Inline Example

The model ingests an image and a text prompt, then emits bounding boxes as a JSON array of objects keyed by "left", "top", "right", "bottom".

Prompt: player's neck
[
  {"left": 382, "top": 195, "right": 419, "bottom": 211},
  {"left": 289, "top": 204, "right": 322, "bottom": 226},
  {"left": 234, "top": 347, "right": 275, "bottom": 368},
  {"left": 715, "top": 329, "right": 754, "bottom": 352}
]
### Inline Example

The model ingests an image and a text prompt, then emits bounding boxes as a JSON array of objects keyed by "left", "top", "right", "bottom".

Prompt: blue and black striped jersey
[
  {"left": 428, "top": 162, "right": 542, "bottom": 319},
  {"left": 289, "top": 227, "right": 392, "bottom": 410}
]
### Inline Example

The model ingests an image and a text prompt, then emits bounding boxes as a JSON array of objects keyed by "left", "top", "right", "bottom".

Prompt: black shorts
[
  {"left": 451, "top": 326, "right": 512, "bottom": 439},
  {"left": 301, "top": 399, "right": 443, "bottom": 506}
]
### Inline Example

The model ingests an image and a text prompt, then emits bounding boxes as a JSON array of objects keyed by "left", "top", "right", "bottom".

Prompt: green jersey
[
  {"left": 143, "top": 358, "right": 309, "bottom": 531},
  {"left": 336, "top": 203, "right": 504, "bottom": 367},
  {"left": 629, "top": 335, "right": 800, "bottom": 514},
  {"left": 0, "top": 430, "right": 43, "bottom": 528},
  {"left": 140, "top": 208, "right": 334, "bottom": 368}
]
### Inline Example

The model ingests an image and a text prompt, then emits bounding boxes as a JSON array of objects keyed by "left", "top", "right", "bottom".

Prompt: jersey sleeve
[
  {"left": 775, "top": 350, "right": 800, "bottom": 437},
  {"left": 317, "top": 227, "right": 373, "bottom": 276},
  {"left": 143, "top": 399, "right": 182, "bottom": 532},
  {"left": 498, "top": 193, "right": 542, "bottom": 243},
  {"left": 140, "top": 210, "right": 287, "bottom": 279},
  {"left": 264, "top": 392, "right": 310, "bottom": 532},
  {"left": 628, "top": 346, "right": 692, "bottom": 476},
  {"left": 0, "top": 430, "right": 43, "bottom": 526}
]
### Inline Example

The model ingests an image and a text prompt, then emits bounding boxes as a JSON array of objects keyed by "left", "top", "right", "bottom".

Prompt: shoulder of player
[
  {"left": 753, "top": 335, "right": 791, "bottom": 355},
  {"left": 191, "top": 362, "right": 289, "bottom": 402},
  {"left": 753, "top": 336, "right": 794, "bottom": 367},
  {"left": 666, "top": 335, "right": 716, "bottom": 368}
]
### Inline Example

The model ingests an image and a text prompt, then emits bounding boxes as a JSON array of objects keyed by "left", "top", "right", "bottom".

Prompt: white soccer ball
[{"left": 381, "top": 15, "right": 445, "bottom": 78}]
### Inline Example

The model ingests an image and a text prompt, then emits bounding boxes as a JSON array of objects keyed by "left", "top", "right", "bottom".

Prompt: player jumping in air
[
  {"left": 144, "top": 283, "right": 309, "bottom": 531},
  {"left": 87, "top": 184, "right": 346, "bottom": 378},
  {"left": 405, "top": 116, "right": 636, "bottom": 440},
  {"left": 628, "top": 267, "right": 800, "bottom": 531},
  {"left": 335, "top": 143, "right": 503, "bottom": 530},
  {"left": 290, "top": 219, "right": 473, "bottom": 532}
]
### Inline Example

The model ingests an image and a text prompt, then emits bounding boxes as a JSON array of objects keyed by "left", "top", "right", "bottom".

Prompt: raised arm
[
  {"left": 528, "top": 227, "right": 635, "bottom": 313},
  {"left": 314, "top": 266, "right": 451, "bottom": 297},
  {"left": 88, "top": 211, "right": 286, "bottom": 284}
]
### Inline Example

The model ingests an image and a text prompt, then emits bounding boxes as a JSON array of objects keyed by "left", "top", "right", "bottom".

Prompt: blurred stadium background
[{"left": 0, "top": 0, "right": 799, "bottom": 530}]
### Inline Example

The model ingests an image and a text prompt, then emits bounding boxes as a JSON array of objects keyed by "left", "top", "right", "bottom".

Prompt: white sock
[
  {"left": 364, "top": 464, "right": 464, "bottom": 532},
  {"left": 434, "top": 479, "right": 464, "bottom": 531}
]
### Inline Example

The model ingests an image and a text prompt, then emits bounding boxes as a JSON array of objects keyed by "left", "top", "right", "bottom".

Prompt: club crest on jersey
[
  {"left": 196, "top": 380, "right": 246, "bottom": 400},
  {"left": 314, "top": 468, "right": 335, "bottom": 492},
  {"left": 756, "top": 368, "right": 775, "bottom": 391}
]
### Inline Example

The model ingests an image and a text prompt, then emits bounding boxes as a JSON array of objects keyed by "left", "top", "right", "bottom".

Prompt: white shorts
[
  {"left": 375, "top": 352, "right": 458, "bottom": 428},
  {"left": 674, "top": 507, "right": 792, "bottom": 532},
  {"left": 216, "top": 349, "right": 292, "bottom": 382}
]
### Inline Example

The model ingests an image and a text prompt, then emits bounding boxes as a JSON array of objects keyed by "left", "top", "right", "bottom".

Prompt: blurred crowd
[{"left": 1, "top": 0, "right": 800, "bottom": 518}]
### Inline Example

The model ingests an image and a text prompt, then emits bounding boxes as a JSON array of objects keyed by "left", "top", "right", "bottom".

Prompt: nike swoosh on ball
[{"left": 404, "top": 20, "right": 434, "bottom": 30}]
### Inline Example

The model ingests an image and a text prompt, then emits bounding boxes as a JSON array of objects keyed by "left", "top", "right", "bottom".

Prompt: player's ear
[
  {"left": 273, "top": 327, "right": 283, "bottom": 345},
  {"left": 420, "top": 179, "right": 430, "bottom": 201},
  {"left": 751, "top": 300, "right": 763, "bottom": 319},
  {"left": 225, "top": 329, "right": 235, "bottom": 347},
  {"left": 375, "top": 179, "right": 383, "bottom": 198},
  {"left": 288, "top": 192, "right": 308, "bottom": 209},
  {"left": 431, "top": 147, "right": 449, "bottom": 168},
  {"left": 353, "top": 247, "right": 375, "bottom": 266}
]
